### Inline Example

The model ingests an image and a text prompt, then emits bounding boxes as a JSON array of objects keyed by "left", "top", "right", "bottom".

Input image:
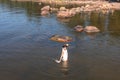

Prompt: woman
[{"left": 55, "top": 44, "right": 69, "bottom": 63}]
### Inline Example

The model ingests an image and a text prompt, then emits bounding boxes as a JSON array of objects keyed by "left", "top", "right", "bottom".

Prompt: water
[{"left": 0, "top": 0, "right": 120, "bottom": 80}]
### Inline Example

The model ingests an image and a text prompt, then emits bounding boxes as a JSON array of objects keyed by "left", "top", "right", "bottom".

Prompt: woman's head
[{"left": 62, "top": 44, "right": 69, "bottom": 48}]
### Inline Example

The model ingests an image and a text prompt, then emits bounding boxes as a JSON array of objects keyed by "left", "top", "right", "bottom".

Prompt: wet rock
[
  {"left": 74, "top": 25, "right": 84, "bottom": 32},
  {"left": 84, "top": 26, "right": 100, "bottom": 33},
  {"left": 50, "top": 35, "right": 72, "bottom": 42}
]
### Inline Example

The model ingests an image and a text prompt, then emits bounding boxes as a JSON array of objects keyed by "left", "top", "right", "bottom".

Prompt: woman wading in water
[{"left": 55, "top": 44, "right": 69, "bottom": 63}]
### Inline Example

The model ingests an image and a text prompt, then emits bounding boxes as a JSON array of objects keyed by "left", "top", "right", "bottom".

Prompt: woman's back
[{"left": 62, "top": 48, "right": 68, "bottom": 61}]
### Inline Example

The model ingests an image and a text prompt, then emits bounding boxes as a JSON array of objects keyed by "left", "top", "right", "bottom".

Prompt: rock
[
  {"left": 38, "top": 2, "right": 42, "bottom": 5},
  {"left": 41, "top": 5, "right": 50, "bottom": 16},
  {"left": 50, "top": 8, "right": 59, "bottom": 12},
  {"left": 59, "top": 7, "right": 66, "bottom": 11},
  {"left": 50, "top": 35, "right": 72, "bottom": 42},
  {"left": 69, "top": 8, "right": 77, "bottom": 16},
  {"left": 84, "top": 26, "right": 100, "bottom": 33},
  {"left": 41, "top": 10, "right": 50, "bottom": 16},
  {"left": 74, "top": 25, "right": 84, "bottom": 32},
  {"left": 85, "top": 4, "right": 90, "bottom": 8},
  {"left": 57, "top": 11, "right": 72, "bottom": 18},
  {"left": 41, "top": 5, "right": 50, "bottom": 11},
  {"left": 75, "top": 7, "right": 81, "bottom": 13}
]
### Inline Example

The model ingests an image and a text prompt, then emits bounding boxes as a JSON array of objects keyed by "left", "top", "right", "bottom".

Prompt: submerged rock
[
  {"left": 74, "top": 25, "right": 84, "bottom": 32},
  {"left": 50, "top": 35, "right": 72, "bottom": 42},
  {"left": 84, "top": 26, "right": 100, "bottom": 33}
]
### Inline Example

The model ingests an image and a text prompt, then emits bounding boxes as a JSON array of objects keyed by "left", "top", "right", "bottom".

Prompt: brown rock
[
  {"left": 59, "top": 7, "right": 66, "bottom": 11},
  {"left": 50, "top": 35, "right": 72, "bottom": 42},
  {"left": 57, "top": 11, "right": 72, "bottom": 18},
  {"left": 41, "top": 5, "right": 50, "bottom": 11},
  {"left": 74, "top": 25, "right": 84, "bottom": 32},
  {"left": 84, "top": 26, "right": 100, "bottom": 33},
  {"left": 41, "top": 10, "right": 50, "bottom": 16}
]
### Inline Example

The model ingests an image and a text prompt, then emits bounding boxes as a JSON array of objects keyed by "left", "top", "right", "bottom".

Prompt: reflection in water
[
  {"left": 60, "top": 61, "right": 69, "bottom": 76},
  {"left": 84, "top": 13, "right": 91, "bottom": 27},
  {"left": 104, "top": 13, "right": 110, "bottom": 46},
  {"left": 86, "top": 33, "right": 98, "bottom": 39}
]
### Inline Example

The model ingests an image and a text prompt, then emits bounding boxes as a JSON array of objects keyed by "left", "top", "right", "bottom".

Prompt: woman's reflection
[{"left": 60, "top": 61, "right": 69, "bottom": 76}]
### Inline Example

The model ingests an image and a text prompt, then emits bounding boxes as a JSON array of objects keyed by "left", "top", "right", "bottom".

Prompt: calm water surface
[{"left": 0, "top": 0, "right": 120, "bottom": 80}]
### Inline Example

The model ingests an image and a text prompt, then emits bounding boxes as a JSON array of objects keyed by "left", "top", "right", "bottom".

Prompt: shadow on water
[{"left": 0, "top": 0, "right": 120, "bottom": 80}]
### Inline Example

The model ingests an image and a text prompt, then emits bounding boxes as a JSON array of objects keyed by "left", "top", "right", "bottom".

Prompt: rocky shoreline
[
  {"left": 12, "top": 0, "right": 120, "bottom": 10},
  {"left": 40, "top": 1, "right": 119, "bottom": 18}
]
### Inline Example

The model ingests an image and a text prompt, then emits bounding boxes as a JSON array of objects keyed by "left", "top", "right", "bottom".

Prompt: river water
[{"left": 0, "top": 0, "right": 120, "bottom": 80}]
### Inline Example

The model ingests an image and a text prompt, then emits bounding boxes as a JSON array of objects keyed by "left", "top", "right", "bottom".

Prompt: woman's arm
[{"left": 59, "top": 48, "right": 64, "bottom": 61}]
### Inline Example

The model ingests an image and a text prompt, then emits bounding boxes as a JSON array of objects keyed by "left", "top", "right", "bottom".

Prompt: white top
[{"left": 62, "top": 48, "right": 68, "bottom": 61}]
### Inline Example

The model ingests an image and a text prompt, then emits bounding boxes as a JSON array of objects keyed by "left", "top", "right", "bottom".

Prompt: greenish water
[{"left": 0, "top": 0, "right": 120, "bottom": 80}]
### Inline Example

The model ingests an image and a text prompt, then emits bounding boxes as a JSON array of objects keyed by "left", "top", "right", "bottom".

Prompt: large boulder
[
  {"left": 84, "top": 26, "right": 100, "bottom": 33},
  {"left": 50, "top": 35, "right": 72, "bottom": 42},
  {"left": 74, "top": 25, "right": 84, "bottom": 32}
]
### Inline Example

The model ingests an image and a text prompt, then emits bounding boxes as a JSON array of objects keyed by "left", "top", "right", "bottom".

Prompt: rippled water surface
[{"left": 0, "top": 0, "right": 120, "bottom": 80}]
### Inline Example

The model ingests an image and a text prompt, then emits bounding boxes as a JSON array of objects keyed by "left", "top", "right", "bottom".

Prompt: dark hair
[{"left": 62, "top": 44, "right": 69, "bottom": 48}]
